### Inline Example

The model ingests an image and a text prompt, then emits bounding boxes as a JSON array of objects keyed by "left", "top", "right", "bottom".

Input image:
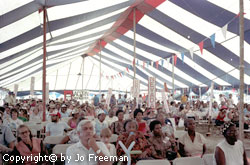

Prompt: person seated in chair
[
  {"left": 179, "top": 118, "right": 206, "bottom": 157},
  {"left": 148, "top": 120, "right": 177, "bottom": 160}
]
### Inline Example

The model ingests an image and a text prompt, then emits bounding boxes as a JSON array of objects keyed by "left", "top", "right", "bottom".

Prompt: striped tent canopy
[{"left": 1, "top": 0, "right": 250, "bottom": 93}]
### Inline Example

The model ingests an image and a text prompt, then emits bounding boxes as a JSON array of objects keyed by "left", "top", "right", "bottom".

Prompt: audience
[{"left": 0, "top": 91, "right": 249, "bottom": 165}]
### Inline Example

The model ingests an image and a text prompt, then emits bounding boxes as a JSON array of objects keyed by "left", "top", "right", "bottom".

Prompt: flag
[
  {"left": 210, "top": 33, "right": 216, "bottom": 48},
  {"left": 174, "top": 55, "right": 177, "bottom": 66},
  {"left": 143, "top": 61, "right": 145, "bottom": 69},
  {"left": 126, "top": 67, "right": 129, "bottom": 73},
  {"left": 181, "top": 52, "right": 184, "bottom": 63},
  {"left": 136, "top": 60, "right": 139, "bottom": 66},
  {"left": 198, "top": 41, "right": 204, "bottom": 55},
  {"left": 221, "top": 24, "right": 228, "bottom": 40},
  {"left": 189, "top": 47, "right": 194, "bottom": 59},
  {"left": 156, "top": 61, "right": 159, "bottom": 69},
  {"left": 119, "top": 72, "right": 122, "bottom": 77},
  {"left": 147, "top": 61, "right": 149, "bottom": 67},
  {"left": 151, "top": 61, "right": 154, "bottom": 67}
]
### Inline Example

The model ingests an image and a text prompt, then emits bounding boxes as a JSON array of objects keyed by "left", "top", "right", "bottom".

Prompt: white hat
[
  {"left": 72, "top": 109, "right": 79, "bottom": 115},
  {"left": 96, "top": 109, "right": 105, "bottom": 116},
  {"left": 61, "top": 104, "right": 67, "bottom": 108}
]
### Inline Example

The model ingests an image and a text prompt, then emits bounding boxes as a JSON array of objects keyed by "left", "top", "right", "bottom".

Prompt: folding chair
[
  {"left": 52, "top": 144, "right": 72, "bottom": 165},
  {"left": 173, "top": 157, "right": 204, "bottom": 165},
  {"left": 44, "top": 135, "right": 66, "bottom": 145},
  {"left": 202, "top": 154, "right": 213, "bottom": 165},
  {"left": 136, "top": 159, "right": 171, "bottom": 165}
]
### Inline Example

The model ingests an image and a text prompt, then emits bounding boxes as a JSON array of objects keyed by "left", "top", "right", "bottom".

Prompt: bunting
[
  {"left": 155, "top": 61, "right": 159, "bottom": 69},
  {"left": 221, "top": 24, "right": 228, "bottom": 40},
  {"left": 198, "top": 41, "right": 204, "bottom": 55},
  {"left": 181, "top": 52, "right": 184, "bottom": 63},
  {"left": 174, "top": 55, "right": 177, "bottom": 66},
  {"left": 210, "top": 33, "right": 216, "bottom": 48},
  {"left": 189, "top": 47, "right": 194, "bottom": 59}
]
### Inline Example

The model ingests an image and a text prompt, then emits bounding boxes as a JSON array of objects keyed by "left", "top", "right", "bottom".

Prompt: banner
[
  {"left": 133, "top": 79, "right": 140, "bottom": 99},
  {"left": 30, "top": 77, "right": 35, "bottom": 97},
  {"left": 73, "top": 90, "right": 89, "bottom": 100},
  {"left": 14, "top": 84, "right": 18, "bottom": 97},
  {"left": 148, "top": 77, "right": 156, "bottom": 108},
  {"left": 106, "top": 88, "right": 112, "bottom": 106},
  {"left": 161, "top": 89, "right": 170, "bottom": 113},
  {"left": 46, "top": 83, "right": 49, "bottom": 104},
  {"left": 209, "top": 82, "right": 214, "bottom": 117}
]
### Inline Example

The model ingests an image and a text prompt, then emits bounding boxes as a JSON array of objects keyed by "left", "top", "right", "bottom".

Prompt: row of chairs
[{"left": 136, "top": 154, "right": 213, "bottom": 165}]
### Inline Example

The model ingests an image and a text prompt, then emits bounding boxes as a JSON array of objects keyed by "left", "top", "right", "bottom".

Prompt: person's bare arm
[
  {"left": 202, "top": 144, "right": 206, "bottom": 158},
  {"left": 215, "top": 146, "right": 226, "bottom": 165},
  {"left": 179, "top": 143, "right": 186, "bottom": 157},
  {"left": 243, "top": 150, "right": 249, "bottom": 165},
  {"left": 8, "top": 141, "right": 15, "bottom": 149}
]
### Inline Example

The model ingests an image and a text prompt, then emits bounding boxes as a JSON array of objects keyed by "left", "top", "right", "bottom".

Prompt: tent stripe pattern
[{"left": 0, "top": 0, "right": 250, "bottom": 91}]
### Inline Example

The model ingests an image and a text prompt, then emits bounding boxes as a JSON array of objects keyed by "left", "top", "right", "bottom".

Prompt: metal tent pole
[
  {"left": 99, "top": 41, "right": 102, "bottom": 95},
  {"left": 172, "top": 55, "right": 175, "bottom": 97},
  {"left": 42, "top": 7, "right": 47, "bottom": 122},
  {"left": 82, "top": 57, "right": 85, "bottom": 102},
  {"left": 133, "top": 8, "right": 136, "bottom": 80},
  {"left": 239, "top": 0, "right": 245, "bottom": 140}
]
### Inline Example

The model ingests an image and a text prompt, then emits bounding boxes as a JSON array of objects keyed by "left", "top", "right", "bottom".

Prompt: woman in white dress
[{"left": 214, "top": 122, "right": 248, "bottom": 165}]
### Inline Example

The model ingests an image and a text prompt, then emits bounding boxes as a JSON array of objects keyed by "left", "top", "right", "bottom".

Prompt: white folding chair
[
  {"left": 61, "top": 117, "right": 72, "bottom": 123},
  {"left": 173, "top": 157, "right": 204, "bottom": 165},
  {"left": 52, "top": 144, "right": 72, "bottom": 165},
  {"left": 202, "top": 154, "right": 214, "bottom": 165},
  {"left": 169, "top": 118, "right": 176, "bottom": 132},
  {"left": 43, "top": 135, "right": 66, "bottom": 145},
  {"left": 136, "top": 159, "right": 171, "bottom": 165}
]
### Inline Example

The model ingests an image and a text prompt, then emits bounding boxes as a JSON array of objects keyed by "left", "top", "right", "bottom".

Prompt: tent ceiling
[{"left": 1, "top": 0, "right": 250, "bottom": 92}]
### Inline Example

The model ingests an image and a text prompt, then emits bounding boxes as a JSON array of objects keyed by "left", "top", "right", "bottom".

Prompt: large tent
[{"left": 1, "top": 0, "right": 250, "bottom": 93}]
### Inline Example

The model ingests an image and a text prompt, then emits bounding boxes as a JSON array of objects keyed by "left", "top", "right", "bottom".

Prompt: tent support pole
[
  {"left": 82, "top": 57, "right": 85, "bottom": 102},
  {"left": 54, "top": 70, "right": 58, "bottom": 90},
  {"left": 42, "top": 7, "right": 47, "bottom": 122},
  {"left": 99, "top": 40, "right": 102, "bottom": 95},
  {"left": 239, "top": 0, "right": 244, "bottom": 141},
  {"left": 65, "top": 62, "right": 72, "bottom": 89},
  {"left": 133, "top": 8, "right": 136, "bottom": 82},
  {"left": 172, "top": 55, "right": 175, "bottom": 97}
]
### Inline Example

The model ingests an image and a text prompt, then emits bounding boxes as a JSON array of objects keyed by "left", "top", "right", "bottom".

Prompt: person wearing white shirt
[
  {"left": 4, "top": 109, "right": 23, "bottom": 130},
  {"left": 66, "top": 120, "right": 112, "bottom": 165},
  {"left": 46, "top": 112, "right": 71, "bottom": 136},
  {"left": 105, "top": 110, "right": 118, "bottom": 127},
  {"left": 94, "top": 110, "right": 108, "bottom": 137},
  {"left": 60, "top": 104, "right": 69, "bottom": 118},
  {"left": 227, "top": 94, "right": 234, "bottom": 108},
  {"left": 29, "top": 106, "right": 42, "bottom": 122}
]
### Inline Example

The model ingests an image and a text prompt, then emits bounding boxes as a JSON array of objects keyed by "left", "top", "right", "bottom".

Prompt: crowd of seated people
[{"left": 0, "top": 92, "right": 249, "bottom": 165}]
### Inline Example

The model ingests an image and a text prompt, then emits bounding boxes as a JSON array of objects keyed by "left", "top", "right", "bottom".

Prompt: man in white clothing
[
  {"left": 66, "top": 120, "right": 111, "bottom": 165},
  {"left": 46, "top": 112, "right": 71, "bottom": 136}
]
